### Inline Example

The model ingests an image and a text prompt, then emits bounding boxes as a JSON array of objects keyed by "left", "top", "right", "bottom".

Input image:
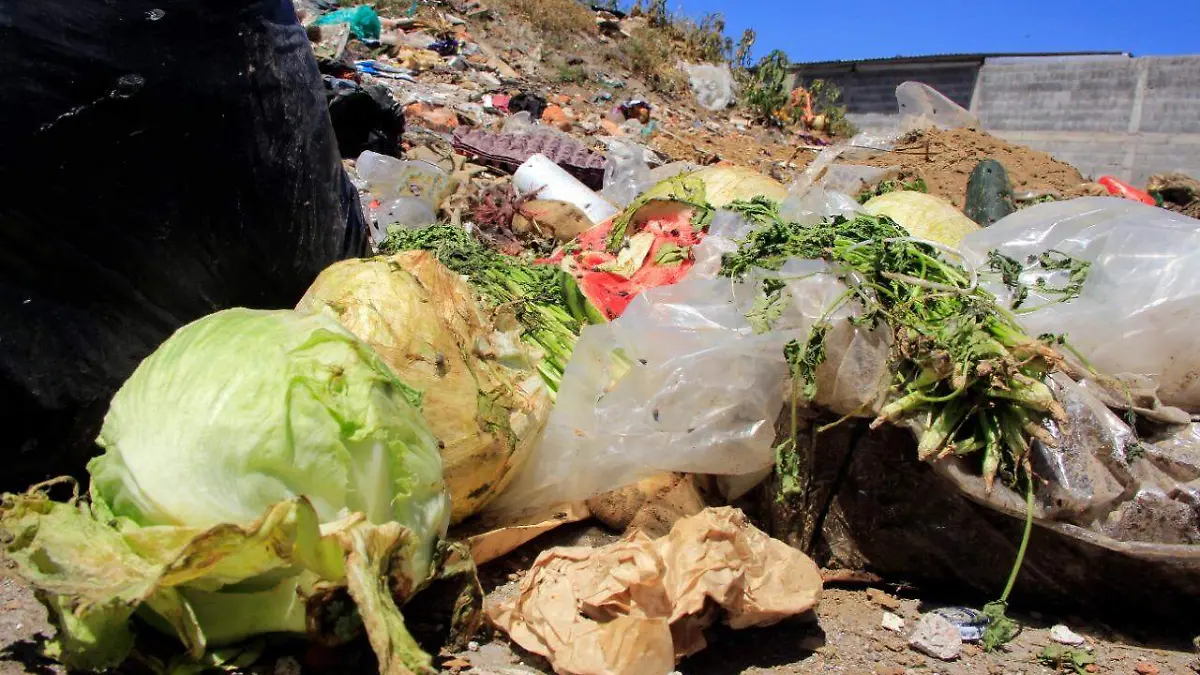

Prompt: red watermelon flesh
[{"left": 539, "top": 205, "right": 704, "bottom": 320}]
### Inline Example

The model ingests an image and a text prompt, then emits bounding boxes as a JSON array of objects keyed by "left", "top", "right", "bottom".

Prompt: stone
[
  {"left": 882, "top": 611, "right": 906, "bottom": 633},
  {"left": 1050, "top": 624, "right": 1086, "bottom": 646},
  {"left": 541, "top": 105, "right": 573, "bottom": 132},
  {"left": 909, "top": 613, "right": 963, "bottom": 661},
  {"left": 404, "top": 102, "right": 459, "bottom": 132},
  {"left": 868, "top": 587, "right": 902, "bottom": 610},
  {"left": 1135, "top": 663, "right": 1160, "bottom": 675}
]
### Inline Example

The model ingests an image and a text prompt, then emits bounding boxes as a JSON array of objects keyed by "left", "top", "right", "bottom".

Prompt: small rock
[
  {"left": 1086, "top": 665, "right": 1098, "bottom": 674},
  {"left": 882, "top": 611, "right": 906, "bottom": 633},
  {"left": 909, "top": 613, "right": 963, "bottom": 661},
  {"left": 467, "top": 641, "right": 480, "bottom": 651},
  {"left": 868, "top": 587, "right": 902, "bottom": 611},
  {"left": 875, "top": 666, "right": 905, "bottom": 675},
  {"left": 1050, "top": 624, "right": 1086, "bottom": 646},
  {"left": 1135, "top": 663, "right": 1160, "bottom": 675},
  {"left": 962, "top": 644, "right": 980, "bottom": 658},
  {"left": 274, "top": 656, "right": 301, "bottom": 675},
  {"left": 541, "top": 104, "right": 572, "bottom": 132},
  {"left": 404, "top": 102, "right": 459, "bottom": 132}
]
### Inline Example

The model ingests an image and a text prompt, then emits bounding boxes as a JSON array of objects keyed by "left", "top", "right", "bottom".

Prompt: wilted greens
[{"left": 721, "top": 197, "right": 1067, "bottom": 493}]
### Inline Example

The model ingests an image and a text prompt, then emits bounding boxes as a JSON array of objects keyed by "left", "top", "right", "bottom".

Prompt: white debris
[
  {"left": 882, "top": 611, "right": 906, "bottom": 633},
  {"left": 1050, "top": 624, "right": 1087, "bottom": 647}
]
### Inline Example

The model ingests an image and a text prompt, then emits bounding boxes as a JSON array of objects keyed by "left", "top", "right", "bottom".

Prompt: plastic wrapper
[
  {"left": 599, "top": 138, "right": 654, "bottom": 208},
  {"left": 895, "top": 81, "right": 979, "bottom": 131},
  {"left": 960, "top": 197, "right": 1200, "bottom": 411},
  {"left": 681, "top": 63, "right": 735, "bottom": 111},
  {"left": 820, "top": 164, "right": 900, "bottom": 195}
]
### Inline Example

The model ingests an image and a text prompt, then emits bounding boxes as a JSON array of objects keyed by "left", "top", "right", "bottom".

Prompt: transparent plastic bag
[
  {"left": 895, "top": 81, "right": 979, "bottom": 131},
  {"left": 599, "top": 139, "right": 654, "bottom": 208},
  {"left": 682, "top": 63, "right": 734, "bottom": 111},
  {"left": 489, "top": 225, "right": 890, "bottom": 512},
  {"left": 779, "top": 144, "right": 862, "bottom": 225},
  {"left": 961, "top": 197, "right": 1200, "bottom": 412}
]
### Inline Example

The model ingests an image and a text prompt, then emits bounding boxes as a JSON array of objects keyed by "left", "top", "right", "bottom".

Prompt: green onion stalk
[{"left": 720, "top": 197, "right": 1073, "bottom": 492}]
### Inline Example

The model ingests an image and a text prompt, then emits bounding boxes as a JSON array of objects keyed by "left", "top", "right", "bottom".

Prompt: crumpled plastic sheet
[
  {"left": 488, "top": 507, "right": 823, "bottom": 675},
  {"left": 599, "top": 138, "right": 654, "bottom": 208},
  {"left": 681, "top": 63, "right": 735, "bottom": 112},
  {"left": 960, "top": 197, "right": 1200, "bottom": 412}
]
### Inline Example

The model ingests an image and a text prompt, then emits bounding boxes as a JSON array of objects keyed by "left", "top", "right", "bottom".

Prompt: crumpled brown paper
[{"left": 488, "top": 507, "right": 823, "bottom": 675}]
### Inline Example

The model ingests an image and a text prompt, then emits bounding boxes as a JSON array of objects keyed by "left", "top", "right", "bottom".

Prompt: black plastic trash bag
[{"left": 0, "top": 0, "right": 368, "bottom": 491}]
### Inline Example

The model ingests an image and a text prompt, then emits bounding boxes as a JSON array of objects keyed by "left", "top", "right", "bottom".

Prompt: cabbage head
[
  {"left": 297, "top": 251, "right": 552, "bottom": 522},
  {"left": 0, "top": 309, "right": 451, "bottom": 674}
]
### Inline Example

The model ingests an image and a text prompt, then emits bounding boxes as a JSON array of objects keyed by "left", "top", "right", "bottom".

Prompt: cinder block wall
[
  {"left": 805, "top": 54, "right": 1200, "bottom": 185},
  {"left": 974, "top": 55, "right": 1200, "bottom": 184}
]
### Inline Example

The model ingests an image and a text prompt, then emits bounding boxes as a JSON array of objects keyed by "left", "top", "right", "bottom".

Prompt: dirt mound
[{"left": 858, "top": 127, "right": 1088, "bottom": 208}]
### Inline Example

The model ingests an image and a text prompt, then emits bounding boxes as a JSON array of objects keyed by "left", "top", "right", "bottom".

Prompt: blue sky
[{"left": 655, "top": 0, "right": 1200, "bottom": 62}]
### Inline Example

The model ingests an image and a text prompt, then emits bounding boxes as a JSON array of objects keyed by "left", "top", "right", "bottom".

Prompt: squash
[{"left": 965, "top": 159, "right": 1016, "bottom": 226}]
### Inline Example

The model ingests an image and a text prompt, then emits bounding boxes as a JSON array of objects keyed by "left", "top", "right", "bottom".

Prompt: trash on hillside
[
  {"left": 325, "top": 79, "right": 407, "bottom": 158},
  {"left": 1147, "top": 172, "right": 1200, "bottom": 209},
  {"left": 452, "top": 127, "right": 608, "bottom": 188},
  {"left": 489, "top": 507, "right": 823, "bottom": 675},
  {"left": 618, "top": 99, "right": 652, "bottom": 125},
  {"left": 314, "top": 5, "right": 382, "bottom": 41},
  {"left": 513, "top": 154, "right": 620, "bottom": 224},
  {"left": 509, "top": 92, "right": 549, "bottom": 119},
  {"left": 310, "top": 21, "right": 352, "bottom": 61},
  {"left": 682, "top": 62, "right": 735, "bottom": 111},
  {"left": 600, "top": 138, "right": 654, "bottom": 208},
  {"left": 819, "top": 164, "right": 900, "bottom": 195},
  {"left": 464, "top": 501, "right": 593, "bottom": 565}
]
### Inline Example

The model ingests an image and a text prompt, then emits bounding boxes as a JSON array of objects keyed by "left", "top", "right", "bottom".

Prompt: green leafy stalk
[
  {"left": 721, "top": 200, "right": 1070, "bottom": 492},
  {"left": 381, "top": 224, "right": 601, "bottom": 394}
]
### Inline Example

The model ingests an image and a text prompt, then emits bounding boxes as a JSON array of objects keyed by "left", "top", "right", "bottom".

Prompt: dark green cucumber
[{"left": 965, "top": 159, "right": 1016, "bottom": 227}]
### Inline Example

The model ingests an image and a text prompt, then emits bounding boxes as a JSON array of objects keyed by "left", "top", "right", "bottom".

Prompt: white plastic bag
[
  {"left": 961, "top": 197, "right": 1200, "bottom": 412},
  {"left": 895, "top": 81, "right": 979, "bottom": 131},
  {"left": 682, "top": 63, "right": 735, "bottom": 111}
]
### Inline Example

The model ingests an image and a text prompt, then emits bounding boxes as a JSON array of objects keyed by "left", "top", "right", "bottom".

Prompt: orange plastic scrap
[{"left": 488, "top": 507, "right": 824, "bottom": 675}]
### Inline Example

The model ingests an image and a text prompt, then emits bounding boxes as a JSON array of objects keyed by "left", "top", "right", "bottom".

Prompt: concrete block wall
[
  {"left": 972, "top": 55, "right": 1200, "bottom": 183},
  {"left": 812, "top": 54, "right": 1200, "bottom": 185},
  {"left": 972, "top": 56, "right": 1138, "bottom": 133}
]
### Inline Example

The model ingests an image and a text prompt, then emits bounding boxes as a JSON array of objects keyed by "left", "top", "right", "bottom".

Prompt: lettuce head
[{"left": 0, "top": 309, "right": 454, "bottom": 674}]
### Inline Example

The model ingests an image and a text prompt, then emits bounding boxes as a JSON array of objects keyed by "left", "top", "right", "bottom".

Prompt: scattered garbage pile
[{"left": 5, "top": 2, "right": 1200, "bottom": 675}]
